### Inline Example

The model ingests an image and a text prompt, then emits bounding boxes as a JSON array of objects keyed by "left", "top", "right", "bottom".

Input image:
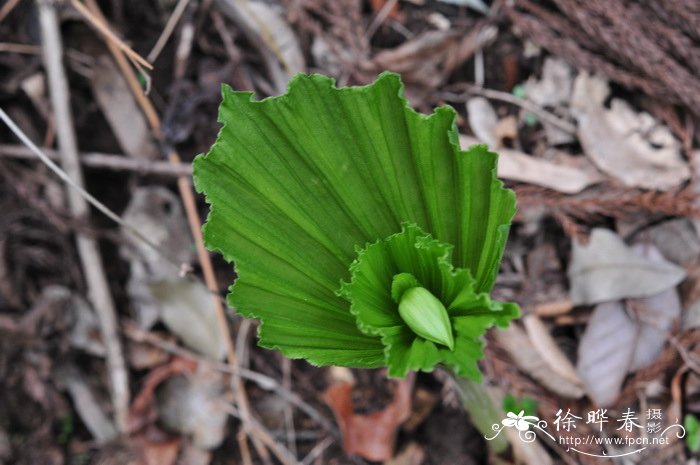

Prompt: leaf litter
[{"left": 3, "top": 0, "right": 700, "bottom": 463}]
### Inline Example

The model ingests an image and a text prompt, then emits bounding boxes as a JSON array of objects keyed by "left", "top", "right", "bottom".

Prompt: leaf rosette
[{"left": 193, "top": 72, "right": 519, "bottom": 379}]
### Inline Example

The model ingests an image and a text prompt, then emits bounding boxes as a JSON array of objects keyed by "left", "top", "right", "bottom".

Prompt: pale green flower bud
[{"left": 398, "top": 287, "right": 455, "bottom": 350}]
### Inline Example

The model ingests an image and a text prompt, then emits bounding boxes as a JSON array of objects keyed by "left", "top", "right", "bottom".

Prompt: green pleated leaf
[
  {"left": 339, "top": 224, "right": 518, "bottom": 378},
  {"left": 193, "top": 72, "right": 517, "bottom": 374}
]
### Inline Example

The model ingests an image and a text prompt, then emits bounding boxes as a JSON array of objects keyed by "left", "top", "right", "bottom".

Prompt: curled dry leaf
[
  {"left": 120, "top": 187, "right": 224, "bottom": 360},
  {"left": 568, "top": 228, "right": 686, "bottom": 305},
  {"left": 323, "top": 375, "right": 414, "bottom": 462},
  {"left": 522, "top": 314, "right": 582, "bottom": 386},
  {"left": 495, "top": 324, "right": 585, "bottom": 398},
  {"left": 156, "top": 366, "right": 228, "bottom": 450},
  {"left": 577, "top": 244, "right": 682, "bottom": 406},
  {"left": 571, "top": 72, "right": 690, "bottom": 191},
  {"left": 370, "top": 27, "right": 496, "bottom": 94},
  {"left": 523, "top": 57, "right": 575, "bottom": 145},
  {"left": 460, "top": 135, "right": 602, "bottom": 193}
]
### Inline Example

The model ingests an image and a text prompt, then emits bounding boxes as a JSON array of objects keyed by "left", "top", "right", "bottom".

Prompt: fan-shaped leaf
[{"left": 193, "top": 72, "right": 517, "bottom": 375}]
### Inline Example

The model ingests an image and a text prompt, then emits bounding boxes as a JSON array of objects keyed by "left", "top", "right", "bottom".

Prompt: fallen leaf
[
  {"left": 120, "top": 188, "right": 224, "bottom": 360},
  {"left": 156, "top": 365, "right": 228, "bottom": 450},
  {"left": 129, "top": 357, "right": 197, "bottom": 433},
  {"left": 495, "top": 325, "right": 585, "bottom": 398},
  {"left": 69, "top": 294, "right": 106, "bottom": 357},
  {"left": 576, "top": 301, "right": 638, "bottom": 406},
  {"left": 127, "top": 338, "right": 171, "bottom": 370},
  {"left": 148, "top": 279, "right": 226, "bottom": 360},
  {"left": 89, "top": 56, "right": 158, "bottom": 160},
  {"left": 629, "top": 286, "right": 681, "bottom": 371},
  {"left": 522, "top": 315, "right": 582, "bottom": 385},
  {"left": 214, "top": 0, "right": 305, "bottom": 93},
  {"left": 55, "top": 366, "right": 118, "bottom": 442},
  {"left": 571, "top": 72, "right": 690, "bottom": 191},
  {"left": 323, "top": 375, "right": 413, "bottom": 462},
  {"left": 523, "top": 57, "right": 575, "bottom": 145},
  {"left": 466, "top": 97, "right": 499, "bottom": 148},
  {"left": 120, "top": 187, "right": 194, "bottom": 329},
  {"left": 524, "top": 58, "right": 574, "bottom": 108},
  {"left": 568, "top": 228, "right": 686, "bottom": 305},
  {"left": 507, "top": 427, "right": 554, "bottom": 465},
  {"left": 370, "top": 27, "right": 496, "bottom": 96},
  {"left": 460, "top": 135, "right": 603, "bottom": 193},
  {"left": 650, "top": 218, "right": 700, "bottom": 265},
  {"left": 684, "top": 299, "right": 700, "bottom": 330},
  {"left": 577, "top": 245, "right": 682, "bottom": 406}
]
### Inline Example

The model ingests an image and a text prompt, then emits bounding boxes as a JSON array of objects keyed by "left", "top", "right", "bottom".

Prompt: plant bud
[{"left": 398, "top": 287, "right": 455, "bottom": 350}]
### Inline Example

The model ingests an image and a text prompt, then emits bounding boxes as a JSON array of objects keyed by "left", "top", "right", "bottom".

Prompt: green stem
[{"left": 452, "top": 375, "right": 509, "bottom": 454}]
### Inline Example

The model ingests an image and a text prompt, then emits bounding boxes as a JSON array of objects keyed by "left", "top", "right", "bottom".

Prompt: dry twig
[
  {"left": 35, "top": 0, "right": 129, "bottom": 433},
  {"left": 0, "top": 144, "right": 191, "bottom": 176}
]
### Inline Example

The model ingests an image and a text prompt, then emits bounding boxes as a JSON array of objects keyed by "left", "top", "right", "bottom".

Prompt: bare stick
[
  {"left": 81, "top": 2, "right": 269, "bottom": 458},
  {"left": 0, "top": 117, "right": 187, "bottom": 270},
  {"left": 122, "top": 323, "right": 339, "bottom": 435},
  {"left": 282, "top": 357, "right": 297, "bottom": 456},
  {"left": 83, "top": 0, "right": 160, "bottom": 134},
  {"left": 147, "top": 0, "right": 191, "bottom": 63},
  {"left": 220, "top": 403, "right": 302, "bottom": 465},
  {"left": 70, "top": 0, "right": 153, "bottom": 70},
  {"left": 0, "top": 0, "right": 21, "bottom": 23},
  {"left": 439, "top": 86, "right": 578, "bottom": 134},
  {"left": 0, "top": 43, "right": 42, "bottom": 54},
  {"left": 364, "top": 0, "right": 399, "bottom": 41},
  {"left": 0, "top": 144, "right": 191, "bottom": 176},
  {"left": 35, "top": 0, "right": 129, "bottom": 433}
]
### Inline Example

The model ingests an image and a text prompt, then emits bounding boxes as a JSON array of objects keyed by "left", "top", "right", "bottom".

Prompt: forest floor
[{"left": 1, "top": 0, "right": 700, "bottom": 464}]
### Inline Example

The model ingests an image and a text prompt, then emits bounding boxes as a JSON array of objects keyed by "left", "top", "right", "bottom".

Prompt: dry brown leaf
[
  {"left": 496, "top": 325, "right": 585, "bottom": 398},
  {"left": 460, "top": 135, "right": 602, "bottom": 193},
  {"left": 577, "top": 253, "right": 682, "bottom": 407},
  {"left": 370, "top": 27, "right": 496, "bottom": 94},
  {"left": 571, "top": 72, "right": 690, "bottom": 191},
  {"left": 214, "top": 0, "right": 305, "bottom": 93},
  {"left": 89, "top": 56, "right": 158, "bottom": 160},
  {"left": 323, "top": 375, "right": 414, "bottom": 462},
  {"left": 522, "top": 314, "right": 582, "bottom": 386},
  {"left": 523, "top": 57, "right": 575, "bottom": 145},
  {"left": 568, "top": 228, "right": 686, "bottom": 305},
  {"left": 129, "top": 357, "right": 197, "bottom": 433}
]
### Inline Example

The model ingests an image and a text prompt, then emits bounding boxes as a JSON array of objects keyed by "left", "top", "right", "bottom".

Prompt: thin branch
[
  {"left": 81, "top": 2, "right": 271, "bottom": 459},
  {"left": 439, "top": 85, "right": 578, "bottom": 134},
  {"left": 0, "top": 0, "right": 21, "bottom": 23},
  {"left": 0, "top": 144, "right": 192, "bottom": 176},
  {"left": 70, "top": 0, "right": 153, "bottom": 70},
  {"left": 0, "top": 112, "right": 186, "bottom": 271},
  {"left": 35, "top": 0, "right": 129, "bottom": 432},
  {"left": 147, "top": 0, "right": 191, "bottom": 63},
  {"left": 122, "top": 323, "right": 339, "bottom": 436},
  {"left": 220, "top": 403, "right": 303, "bottom": 465},
  {"left": 0, "top": 43, "right": 41, "bottom": 54}
]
